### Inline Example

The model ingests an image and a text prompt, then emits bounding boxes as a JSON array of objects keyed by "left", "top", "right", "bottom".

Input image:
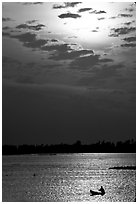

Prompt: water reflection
[{"left": 2, "top": 153, "right": 136, "bottom": 202}]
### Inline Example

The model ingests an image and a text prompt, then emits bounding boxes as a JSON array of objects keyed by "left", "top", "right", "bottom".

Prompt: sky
[{"left": 2, "top": 1, "right": 136, "bottom": 145}]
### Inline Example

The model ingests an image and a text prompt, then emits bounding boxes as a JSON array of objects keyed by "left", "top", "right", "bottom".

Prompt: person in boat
[
  {"left": 99, "top": 186, "right": 105, "bottom": 195},
  {"left": 90, "top": 186, "right": 105, "bottom": 196}
]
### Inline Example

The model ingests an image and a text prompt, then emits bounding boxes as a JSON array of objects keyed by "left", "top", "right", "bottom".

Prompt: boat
[{"left": 90, "top": 186, "right": 105, "bottom": 196}]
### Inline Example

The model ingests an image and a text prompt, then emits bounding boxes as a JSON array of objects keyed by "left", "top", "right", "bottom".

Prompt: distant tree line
[{"left": 2, "top": 139, "right": 136, "bottom": 155}]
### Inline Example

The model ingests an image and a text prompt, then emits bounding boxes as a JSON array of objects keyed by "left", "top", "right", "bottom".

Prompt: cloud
[
  {"left": 49, "top": 49, "right": 94, "bottom": 61},
  {"left": 69, "top": 54, "right": 113, "bottom": 71},
  {"left": 78, "top": 8, "right": 92, "bottom": 13},
  {"left": 3, "top": 29, "right": 76, "bottom": 54},
  {"left": 22, "top": 2, "right": 43, "bottom": 5},
  {"left": 98, "top": 17, "right": 105, "bottom": 20},
  {"left": 16, "top": 23, "right": 45, "bottom": 31},
  {"left": 125, "top": 7, "right": 134, "bottom": 12},
  {"left": 3, "top": 26, "right": 11, "bottom": 30},
  {"left": 109, "top": 16, "right": 117, "bottom": 19},
  {"left": 65, "top": 2, "right": 81, "bottom": 7},
  {"left": 121, "top": 43, "right": 136, "bottom": 48},
  {"left": 26, "top": 20, "right": 38, "bottom": 24},
  {"left": 31, "top": 2, "right": 43, "bottom": 5},
  {"left": 2, "top": 32, "right": 11, "bottom": 37},
  {"left": 90, "top": 10, "right": 106, "bottom": 14},
  {"left": 42, "top": 43, "right": 73, "bottom": 52},
  {"left": 68, "top": 35, "right": 78, "bottom": 39},
  {"left": 2, "top": 17, "right": 12, "bottom": 22},
  {"left": 53, "top": 4, "right": 65, "bottom": 9},
  {"left": 118, "top": 13, "right": 133, "bottom": 17},
  {"left": 109, "top": 26, "right": 136, "bottom": 37},
  {"left": 96, "top": 10, "right": 106, "bottom": 14},
  {"left": 109, "top": 13, "right": 134, "bottom": 20},
  {"left": 123, "top": 36, "right": 136, "bottom": 42},
  {"left": 24, "top": 39, "right": 48, "bottom": 49},
  {"left": 51, "top": 39, "right": 59, "bottom": 42},
  {"left": 58, "top": 13, "right": 81, "bottom": 19},
  {"left": 11, "top": 32, "right": 48, "bottom": 49},
  {"left": 124, "top": 21, "right": 133, "bottom": 26},
  {"left": 12, "top": 32, "right": 36, "bottom": 42},
  {"left": 91, "top": 30, "right": 98, "bottom": 32},
  {"left": 53, "top": 2, "right": 81, "bottom": 9}
]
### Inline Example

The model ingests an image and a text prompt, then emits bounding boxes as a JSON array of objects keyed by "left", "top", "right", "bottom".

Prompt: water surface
[{"left": 2, "top": 153, "right": 136, "bottom": 202}]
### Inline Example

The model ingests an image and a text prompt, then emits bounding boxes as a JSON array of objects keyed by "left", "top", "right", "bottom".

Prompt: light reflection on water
[{"left": 2, "top": 153, "right": 136, "bottom": 202}]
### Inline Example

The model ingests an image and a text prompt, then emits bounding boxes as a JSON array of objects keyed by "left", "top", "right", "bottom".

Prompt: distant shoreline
[
  {"left": 2, "top": 139, "right": 136, "bottom": 155},
  {"left": 109, "top": 166, "right": 136, "bottom": 170},
  {"left": 2, "top": 152, "right": 136, "bottom": 156}
]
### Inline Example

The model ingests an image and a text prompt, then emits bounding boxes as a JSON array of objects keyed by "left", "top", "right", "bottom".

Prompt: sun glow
[{"left": 59, "top": 2, "right": 118, "bottom": 50}]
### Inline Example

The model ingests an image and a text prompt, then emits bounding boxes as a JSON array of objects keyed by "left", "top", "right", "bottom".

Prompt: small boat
[{"left": 90, "top": 186, "right": 105, "bottom": 196}]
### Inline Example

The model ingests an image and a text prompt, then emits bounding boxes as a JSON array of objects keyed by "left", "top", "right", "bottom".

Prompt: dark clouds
[
  {"left": 91, "top": 30, "right": 98, "bottom": 32},
  {"left": 24, "top": 39, "right": 48, "bottom": 49},
  {"left": 3, "top": 25, "right": 114, "bottom": 71},
  {"left": 109, "top": 27, "right": 136, "bottom": 37},
  {"left": 90, "top": 10, "right": 106, "bottom": 14},
  {"left": 123, "top": 36, "right": 136, "bottom": 42},
  {"left": 2, "top": 2, "right": 136, "bottom": 146},
  {"left": 16, "top": 23, "right": 45, "bottom": 31},
  {"left": 53, "top": 2, "right": 81, "bottom": 9},
  {"left": 2, "top": 17, "right": 12, "bottom": 21},
  {"left": 42, "top": 43, "right": 73, "bottom": 52},
  {"left": 109, "top": 13, "right": 134, "bottom": 20},
  {"left": 41, "top": 42, "right": 95, "bottom": 61},
  {"left": 2, "top": 26, "right": 11, "bottom": 30},
  {"left": 7, "top": 32, "right": 49, "bottom": 50},
  {"left": 12, "top": 32, "right": 36, "bottom": 43},
  {"left": 124, "top": 21, "right": 133, "bottom": 26},
  {"left": 125, "top": 7, "right": 134, "bottom": 12},
  {"left": 3, "top": 84, "right": 136, "bottom": 145},
  {"left": 26, "top": 20, "right": 37, "bottom": 24},
  {"left": 58, "top": 13, "right": 81, "bottom": 19},
  {"left": 98, "top": 17, "right": 105, "bottom": 20},
  {"left": 3, "top": 29, "right": 50, "bottom": 50},
  {"left": 49, "top": 49, "right": 94, "bottom": 61},
  {"left": 69, "top": 54, "right": 113, "bottom": 71},
  {"left": 2, "top": 32, "right": 11, "bottom": 37},
  {"left": 22, "top": 2, "right": 43, "bottom": 5},
  {"left": 121, "top": 43, "right": 136, "bottom": 48},
  {"left": 78, "top": 8, "right": 92, "bottom": 13},
  {"left": 3, "top": 28, "right": 96, "bottom": 62},
  {"left": 118, "top": 13, "right": 133, "bottom": 17},
  {"left": 53, "top": 4, "right": 65, "bottom": 9},
  {"left": 109, "top": 16, "right": 117, "bottom": 19}
]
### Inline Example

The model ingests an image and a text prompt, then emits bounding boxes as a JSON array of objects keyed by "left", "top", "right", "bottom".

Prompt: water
[{"left": 2, "top": 153, "right": 136, "bottom": 202}]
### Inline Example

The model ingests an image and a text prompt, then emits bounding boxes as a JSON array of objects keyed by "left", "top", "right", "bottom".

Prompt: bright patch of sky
[{"left": 3, "top": 2, "right": 136, "bottom": 87}]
